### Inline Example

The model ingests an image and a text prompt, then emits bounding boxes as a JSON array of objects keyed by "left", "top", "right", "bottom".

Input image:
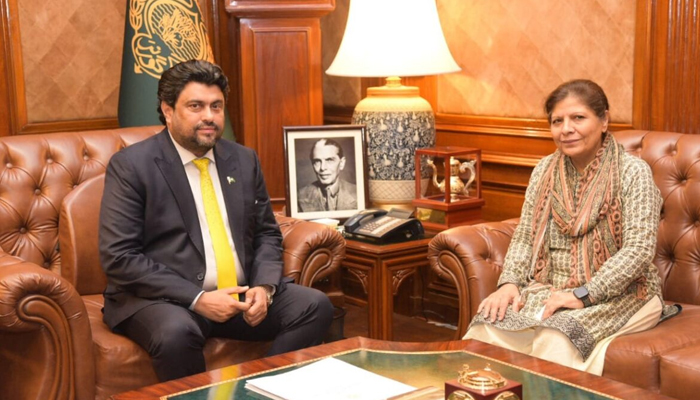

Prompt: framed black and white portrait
[{"left": 283, "top": 125, "right": 368, "bottom": 220}]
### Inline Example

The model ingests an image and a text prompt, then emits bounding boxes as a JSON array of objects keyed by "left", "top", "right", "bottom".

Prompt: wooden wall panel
[
  {"left": 227, "top": 2, "right": 334, "bottom": 207},
  {"left": 1, "top": 0, "right": 26, "bottom": 135},
  {"left": 0, "top": 0, "right": 16, "bottom": 135},
  {"left": 634, "top": 0, "right": 700, "bottom": 133},
  {"left": 239, "top": 19, "right": 322, "bottom": 200}
]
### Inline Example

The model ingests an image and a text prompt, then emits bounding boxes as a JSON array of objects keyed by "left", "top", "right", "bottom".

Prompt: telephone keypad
[{"left": 357, "top": 216, "right": 408, "bottom": 237}]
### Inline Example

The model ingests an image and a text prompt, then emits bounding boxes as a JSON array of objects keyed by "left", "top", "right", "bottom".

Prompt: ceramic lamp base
[{"left": 352, "top": 78, "right": 435, "bottom": 205}]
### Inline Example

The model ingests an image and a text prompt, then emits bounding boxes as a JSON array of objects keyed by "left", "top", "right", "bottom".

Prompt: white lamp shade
[{"left": 326, "top": 0, "right": 461, "bottom": 78}]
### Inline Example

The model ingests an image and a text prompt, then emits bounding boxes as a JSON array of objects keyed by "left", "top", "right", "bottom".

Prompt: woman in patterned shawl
[{"left": 465, "top": 79, "right": 679, "bottom": 375}]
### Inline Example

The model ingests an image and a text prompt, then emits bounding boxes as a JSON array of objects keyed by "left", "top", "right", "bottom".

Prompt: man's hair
[
  {"left": 309, "top": 138, "right": 344, "bottom": 160},
  {"left": 157, "top": 60, "right": 229, "bottom": 124},
  {"left": 544, "top": 79, "right": 609, "bottom": 124}
]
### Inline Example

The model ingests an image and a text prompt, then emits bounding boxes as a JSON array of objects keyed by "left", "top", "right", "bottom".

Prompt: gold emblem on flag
[{"left": 129, "top": 0, "right": 215, "bottom": 78}]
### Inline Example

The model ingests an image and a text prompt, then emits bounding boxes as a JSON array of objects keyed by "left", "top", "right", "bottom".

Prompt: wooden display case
[{"left": 413, "top": 146, "right": 485, "bottom": 232}]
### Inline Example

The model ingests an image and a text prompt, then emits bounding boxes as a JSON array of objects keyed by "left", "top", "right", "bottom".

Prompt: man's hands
[
  {"left": 242, "top": 286, "right": 271, "bottom": 327},
  {"left": 477, "top": 283, "right": 520, "bottom": 323},
  {"left": 193, "top": 286, "right": 250, "bottom": 322},
  {"left": 192, "top": 285, "right": 271, "bottom": 326}
]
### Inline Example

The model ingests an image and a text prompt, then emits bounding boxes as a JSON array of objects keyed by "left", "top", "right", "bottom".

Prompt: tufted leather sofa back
[
  {"left": 0, "top": 127, "right": 161, "bottom": 278},
  {"left": 59, "top": 174, "right": 107, "bottom": 295},
  {"left": 614, "top": 130, "right": 700, "bottom": 305}
]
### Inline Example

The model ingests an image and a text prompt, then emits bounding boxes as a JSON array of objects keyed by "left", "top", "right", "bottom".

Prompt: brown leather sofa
[
  {"left": 0, "top": 127, "right": 346, "bottom": 400},
  {"left": 429, "top": 130, "right": 700, "bottom": 400}
]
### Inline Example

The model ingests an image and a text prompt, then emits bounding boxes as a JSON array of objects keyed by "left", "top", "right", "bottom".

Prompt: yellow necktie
[{"left": 192, "top": 158, "right": 238, "bottom": 300}]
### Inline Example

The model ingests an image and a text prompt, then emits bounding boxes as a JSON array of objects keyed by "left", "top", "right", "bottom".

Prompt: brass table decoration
[{"left": 445, "top": 364, "right": 522, "bottom": 400}]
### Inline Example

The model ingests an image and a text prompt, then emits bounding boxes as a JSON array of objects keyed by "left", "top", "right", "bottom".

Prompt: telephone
[{"left": 343, "top": 208, "right": 424, "bottom": 244}]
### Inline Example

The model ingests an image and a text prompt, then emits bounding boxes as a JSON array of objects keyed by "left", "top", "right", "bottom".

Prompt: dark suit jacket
[{"left": 99, "top": 129, "right": 283, "bottom": 329}]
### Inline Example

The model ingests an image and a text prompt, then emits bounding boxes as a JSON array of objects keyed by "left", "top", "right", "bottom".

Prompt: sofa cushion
[
  {"left": 83, "top": 294, "right": 271, "bottom": 399},
  {"left": 659, "top": 343, "right": 700, "bottom": 400},
  {"left": 603, "top": 303, "right": 700, "bottom": 393}
]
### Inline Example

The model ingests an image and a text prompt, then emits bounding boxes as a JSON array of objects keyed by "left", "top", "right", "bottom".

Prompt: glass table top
[{"left": 165, "top": 348, "right": 620, "bottom": 400}]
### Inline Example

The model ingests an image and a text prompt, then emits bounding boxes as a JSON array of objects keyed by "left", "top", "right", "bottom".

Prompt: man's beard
[{"left": 190, "top": 122, "right": 221, "bottom": 151}]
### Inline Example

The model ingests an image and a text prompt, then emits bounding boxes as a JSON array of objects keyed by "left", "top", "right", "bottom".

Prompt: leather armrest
[
  {"left": 275, "top": 215, "right": 346, "bottom": 286},
  {"left": 428, "top": 219, "right": 519, "bottom": 339},
  {"left": 0, "top": 258, "right": 95, "bottom": 400}
]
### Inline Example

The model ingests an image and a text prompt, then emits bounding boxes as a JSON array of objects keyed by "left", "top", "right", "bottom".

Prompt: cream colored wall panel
[
  {"left": 18, "top": 0, "right": 126, "bottom": 123},
  {"left": 437, "top": 0, "right": 636, "bottom": 122}
]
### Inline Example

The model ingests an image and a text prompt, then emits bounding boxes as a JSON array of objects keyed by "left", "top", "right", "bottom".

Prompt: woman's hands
[
  {"left": 477, "top": 283, "right": 521, "bottom": 322},
  {"left": 540, "top": 290, "right": 584, "bottom": 319},
  {"left": 478, "top": 284, "right": 586, "bottom": 322}
]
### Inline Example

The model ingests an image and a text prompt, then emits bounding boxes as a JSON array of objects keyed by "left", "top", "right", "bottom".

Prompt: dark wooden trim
[
  {"left": 633, "top": 0, "right": 700, "bottom": 133},
  {"left": 0, "top": 0, "right": 13, "bottom": 135},
  {"left": 16, "top": 118, "right": 121, "bottom": 135},
  {"left": 484, "top": 153, "right": 540, "bottom": 168},
  {"left": 225, "top": 0, "right": 335, "bottom": 18},
  {"left": 437, "top": 113, "right": 633, "bottom": 136},
  {"left": 632, "top": 0, "right": 654, "bottom": 129},
  {"left": 323, "top": 105, "right": 354, "bottom": 124},
  {"left": 1, "top": 0, "right": 27, "bottom": 135}
]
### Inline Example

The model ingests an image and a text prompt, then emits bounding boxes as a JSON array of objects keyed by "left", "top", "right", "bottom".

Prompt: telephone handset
[
  {"left": 343, "top": 208, "right": 424, "bottom": 244},
  {"left": 343, "top": 209, "right": 388, "bottom": 233}
]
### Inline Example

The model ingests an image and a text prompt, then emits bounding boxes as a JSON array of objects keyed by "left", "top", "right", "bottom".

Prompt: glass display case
[{"left": 412, "top": 146, "right": 485, "bottom": 231}]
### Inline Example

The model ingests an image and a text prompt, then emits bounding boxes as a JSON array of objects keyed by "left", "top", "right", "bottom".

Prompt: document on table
[{"left": 244, "top": 357, "right": 416, "bottom": 400}]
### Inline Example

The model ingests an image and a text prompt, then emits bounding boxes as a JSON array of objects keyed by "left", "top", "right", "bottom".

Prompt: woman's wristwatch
[{"left": 573, "top": 286, "right": 592, "bottom": 307}]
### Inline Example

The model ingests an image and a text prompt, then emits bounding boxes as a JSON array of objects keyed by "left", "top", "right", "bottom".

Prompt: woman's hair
[
  {"left": 544, "top": 79, "right": 609, "bottom": 124},
  {"left": 156, "top": 60, "right": 229, "bottom": 124}
]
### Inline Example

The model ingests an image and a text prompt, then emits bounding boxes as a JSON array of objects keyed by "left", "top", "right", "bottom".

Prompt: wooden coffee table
[{"left": 112, "top": 337, "right": 673, "bottom": 400}]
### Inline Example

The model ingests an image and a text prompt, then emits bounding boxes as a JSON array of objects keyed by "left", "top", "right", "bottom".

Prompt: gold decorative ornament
[
  {"left": 457, "top": 364, "right": 507, "bottom": 390},
  {"left": 447, "top": 390, "right": 475, "bottom": 400},
  {"left": 494, "top": 392, "right": 520, "bottom": 400},
  {"left": 446, "top": 389, "right": 520, "bottom": 400},
  {"left": 129, "top": 0, "right": 214, "bottom": 78},
  {"left": 445, "top": 364, "right": 521, "bottom": 400}
]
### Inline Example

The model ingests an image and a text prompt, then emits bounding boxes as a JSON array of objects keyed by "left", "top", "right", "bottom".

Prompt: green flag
[{"left": 118, "top": 0, "right": 234, "bottom": 140}]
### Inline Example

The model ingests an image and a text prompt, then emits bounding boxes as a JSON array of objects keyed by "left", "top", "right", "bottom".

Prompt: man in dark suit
[{"left": 99, "top": 60, "right": 333, "bottom": 382}]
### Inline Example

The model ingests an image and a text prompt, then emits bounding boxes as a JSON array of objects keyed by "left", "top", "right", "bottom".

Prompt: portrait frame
[{"left": 283, "top": 125, "right": 368, "bottom": 220}]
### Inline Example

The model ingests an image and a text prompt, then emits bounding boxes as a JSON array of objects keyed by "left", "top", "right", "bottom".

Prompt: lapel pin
[{"left": 227, "top": 176, "right": 236, "bottom": 184}]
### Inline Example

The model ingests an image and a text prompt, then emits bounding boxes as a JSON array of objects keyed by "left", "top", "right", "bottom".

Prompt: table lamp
[{"left": 326, "top": 0, "right": 460, "bottom": 208}]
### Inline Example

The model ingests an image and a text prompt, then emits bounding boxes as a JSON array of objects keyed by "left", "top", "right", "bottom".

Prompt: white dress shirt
[{"left": 169, "top": 132, "right": 246, "bottom": 297}]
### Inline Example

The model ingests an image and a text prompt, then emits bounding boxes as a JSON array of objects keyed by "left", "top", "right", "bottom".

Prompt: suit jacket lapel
[
  {"left": 214, "top": 144, "right": 246, "bottom": 267},
  {"left": 154, "top": 130, "right": 205, "bottom": 258}
]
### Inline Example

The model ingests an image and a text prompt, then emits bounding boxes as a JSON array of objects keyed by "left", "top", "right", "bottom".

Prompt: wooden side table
[{"left": 341, "top": 235, "right": 433, "bottom": 340}]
